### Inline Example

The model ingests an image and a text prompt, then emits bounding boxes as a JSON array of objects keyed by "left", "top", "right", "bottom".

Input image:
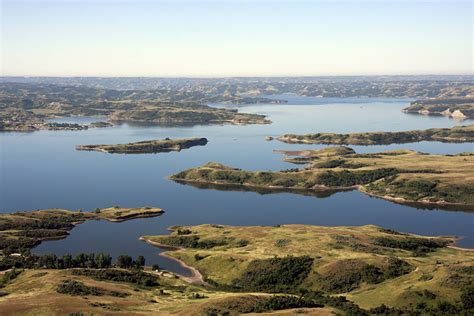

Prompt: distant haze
[{"left": 1, "top": 0, "right": 472, "bottom": 77}]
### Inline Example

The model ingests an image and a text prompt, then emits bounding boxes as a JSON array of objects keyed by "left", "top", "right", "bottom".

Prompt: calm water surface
[{"left": 1, "top": 96, "right": 473, "bottom": 275}]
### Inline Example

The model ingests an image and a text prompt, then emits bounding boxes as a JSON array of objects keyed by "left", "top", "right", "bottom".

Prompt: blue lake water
[{"left": 1, "top": 96, "right": 473, "bottom": 275}]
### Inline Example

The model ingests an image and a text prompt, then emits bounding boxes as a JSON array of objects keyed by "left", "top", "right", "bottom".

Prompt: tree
[
  {"left": 152, "top": 264, "right": 160, "bottom": 271},
  {"left": 96, "top": 253, "right": 112, "bottom": 268},
  {"left": 116, "top": 255, "right": 133, "bottom": 268},
  {"left": 74, "top": 253, "right": 88, "bottom": 268},
  {"left": 85, "top": 253, "right": 96, "bottom": 268},
  {"left": 38, "top": 253, "right": 57, "bottom": 269},
  {"left": 135, "top": 255, "right": 145, "bottom": 269},
  {"left": 62, "top": 254, "right": 73, "bottom": 269}
]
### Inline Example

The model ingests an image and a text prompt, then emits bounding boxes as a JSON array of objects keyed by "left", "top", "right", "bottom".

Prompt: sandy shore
[{"left": 139, "top": 237, "right": 207, "bottom": 285}]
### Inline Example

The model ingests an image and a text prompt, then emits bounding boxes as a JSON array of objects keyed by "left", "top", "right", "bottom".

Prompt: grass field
[
  {"left": 142, "top": 224, "right": 473, "bottom": 310},
  {"left": 0, "top": 267, "right": 263, "bottom": 315}
]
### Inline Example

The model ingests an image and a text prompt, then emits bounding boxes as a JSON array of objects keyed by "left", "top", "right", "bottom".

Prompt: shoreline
[
  {"left": 100, "top": 210, "right": 165, "bottom": 222},
  {"left": 275, "top": 124, "right": 474, "bottom": 145},
  {"left": 170, "top": 177, "right": 357, "bottom": 193},
  {"left": 27, "top": 208, "right": 164, "bottom": 253},
  {"left": 447, "top": 245, "right": 474, "bottom": 252},
  {"left": 359, "top": 188, "right": 474, "bottom": 212},
  {"left": 170, "top": 178, "right": 474, "bottom": 211},
  {"left": 139, "top": 237, "right": 207, "bottom": 285},
  {"left": 140, "top": 226, "right": 474, "bottom": 286},
  {"left": 76, "top": 137, "right": 208, "bottom": 154}
]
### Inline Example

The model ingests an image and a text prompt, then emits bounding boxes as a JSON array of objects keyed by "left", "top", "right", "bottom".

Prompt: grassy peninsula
[
  {"left": 2, "top": 223, "right": 471, "bottom": 314},
  {"left": 170, "top": 147, "right": 474, "bottom": 208},
  {"left": 277, "top": 125, "right": 474, "bottom": 145},
  {"left": 402, "top": 97, "right": 474, "bottom": 120},
  {"left": 76, "top": 137, "right": 208, "bottom": 154},
  {"left": 142, "top": 224, "right": 473, "bottom": 313}
]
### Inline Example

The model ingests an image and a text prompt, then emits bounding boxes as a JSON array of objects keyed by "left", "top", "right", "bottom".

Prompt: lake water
[{"left": 1, "top": 96, "right": 473, "bottom": 275}]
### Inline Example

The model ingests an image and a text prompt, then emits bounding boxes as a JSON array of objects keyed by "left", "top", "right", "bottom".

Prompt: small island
[
  {"left": 142, "top": 223, "right": 473, "bottom": 313},
  {"left": 402, "top": 97, "right": 474, "bottom": 120},
  {"left": 277, "top": 124, "right": 474, "bottom": 145},
  {"left": 76, "top": 137, "right": 208, "bottom": 154},
  {"left": 88, "top": 121, "right": 113, "bottom": 128},
  {"left": 93, "top": 206, "right": 164, "bottom": 222},
  {"left": 170, "top": 147, "right": 474, "bottom": 208}
]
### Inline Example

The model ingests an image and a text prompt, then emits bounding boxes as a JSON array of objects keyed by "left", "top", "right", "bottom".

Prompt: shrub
[
  {"left": 232, "top": 256, "right": 314, "bottom": 292},
  {"left": 237, "top": 240, "right": 249, "bottom": 247},
  {"left": 318, "top": 259, "right": 368, "bottom": 293},
  {"left": 318, "top": 258, "right": 411, "bottom": 293},
  {"left": 194, "top": 254, "right": 206, "bottom": 261},
  {"left": 275, "top": 239, "right": 290, "bottom": 247},
  {"left": 384, "top": 257, "right": 413, "bottom": 278},
  {"left": 157, "top": 236, "right": 228, "bottom": 249},
  {"left": 317, "top": 168, "right": 400, "bottom": 187},
  {"left": 0, "top": 268, "right": 22, "bottom": 288},
  {"left": 461, "top": 285, "right": 474, "bottom": 309},
  {"left": 56, "top": 280, "right": 128, "bottom": 297},
  {"left": 372, "top": 236, "right": 448, "bottom": 256},
  {"left": 177, "top": 229, "right": 192, "bottom": 235},
  {"left": 71, "top": 269, "right": 159, "bottom": 287}
]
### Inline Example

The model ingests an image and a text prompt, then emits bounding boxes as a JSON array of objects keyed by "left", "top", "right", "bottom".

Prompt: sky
[{"left": 1, "top": 0, "right": 472, "bottom": 77}]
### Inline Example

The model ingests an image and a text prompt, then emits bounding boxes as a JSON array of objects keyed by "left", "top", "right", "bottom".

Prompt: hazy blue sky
[{"left": 1, "top": 0, "right": 472, "bottom": 76}]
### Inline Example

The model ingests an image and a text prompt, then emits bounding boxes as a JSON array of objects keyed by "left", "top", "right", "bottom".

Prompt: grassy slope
[
  {"left": 0, "top": 268, "right": 258, "bottom": 315},
  {"left": 142, "top": 224, "right": 473, "bottom": 309},
  {"left": 2, "top": 208, "right": 325, "bottom": 315},
  {"left": 170, "top": 148, "right": 474, "bottom": 207},
  {"left": 0, "top": 267, "right": 336, "bottom": 315}
]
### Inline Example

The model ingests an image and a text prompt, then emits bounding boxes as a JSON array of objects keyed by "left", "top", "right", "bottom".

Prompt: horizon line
[{"left": 1, "top": 73, "right": 473, "bottom": 79}]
